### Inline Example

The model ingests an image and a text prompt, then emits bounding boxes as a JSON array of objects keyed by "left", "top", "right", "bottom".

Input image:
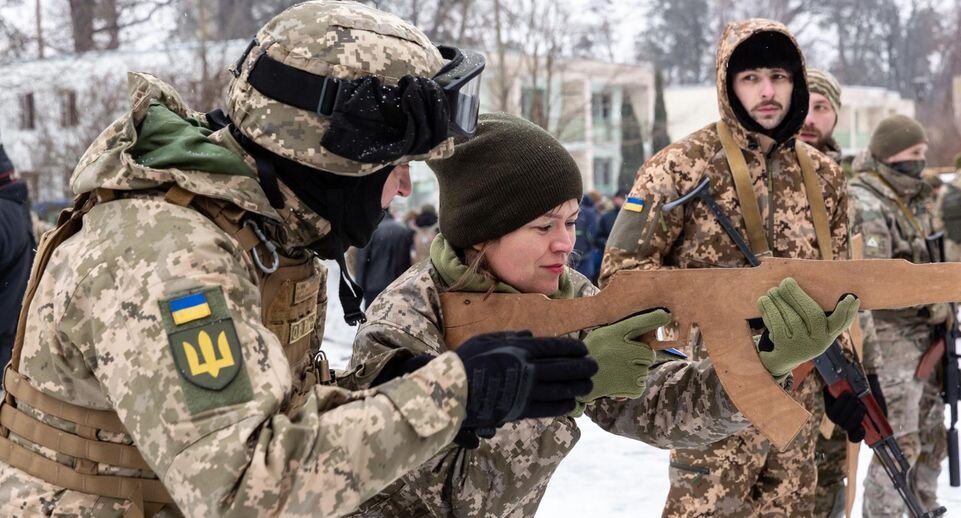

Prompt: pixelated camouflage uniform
[
  {"left": 849, "top": 158, "right": 947, "bottom": 518},
  {"left": 600, "top": 19, "right": 850, "bottom": 517},
  {"left": 812, "top": 137, "right": 884, "bottom": 518},
  {"left": 0, "top": 53, "right": 470, "bottom": 518},
  {"left": 347, "top": 235, "right": 753, "bottom": 517}
]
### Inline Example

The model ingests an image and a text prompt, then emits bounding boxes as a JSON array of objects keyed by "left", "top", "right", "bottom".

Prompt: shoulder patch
[
  {"left": 608, "top": 194, "right": 655, "bottom": 252},
  {"left": 159, "top": 287, "right": 253, "bottom": 413}
]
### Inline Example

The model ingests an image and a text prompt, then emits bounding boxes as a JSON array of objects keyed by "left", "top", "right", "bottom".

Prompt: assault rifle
[
  {"left": 440, "top": 258, "right": 961, "bottom": 450},
  {"left": 815, "top": 343, "right": 947, "bottom": 517},
  {"left": 924, "top": 232, "right": 961, "bottom": 488}
]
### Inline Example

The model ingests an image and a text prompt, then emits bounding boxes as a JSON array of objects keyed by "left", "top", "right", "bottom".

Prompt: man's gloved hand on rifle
[
  {"left": 824, "top": 373, "right": 888, "bottom": 442},
  {"left": 568, "top": 309, "right": 672, "bottom": 417},
  {"left": 756, "top": 278, "right": 861, "bottom": 378},
  {"left": 370, "top": 331, "right": 598, "bottom": 449}
]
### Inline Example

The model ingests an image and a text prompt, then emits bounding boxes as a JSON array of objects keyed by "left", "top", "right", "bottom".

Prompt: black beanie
[
  {"left": 726, "top": 31, "right": 808, "bottom": 144},
  {"left": 427, "top": 112, "right": 583, "bottom": 248}
]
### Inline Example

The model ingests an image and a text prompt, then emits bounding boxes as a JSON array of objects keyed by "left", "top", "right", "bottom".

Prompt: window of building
[
  {"left": 592, "top": 92, "right": 612, "bottom": 122},
  {"left": 521, "top": 86, "right": 548, "bottom": 124},
  {"left": 20, "top": 92, "right": 35, "bottom": 130},
  {"left": 593, "top": 157, "right": 613, "bottom": 190},
  {"left": 61, "top": 90, "right": 79, "bottom": 127}
]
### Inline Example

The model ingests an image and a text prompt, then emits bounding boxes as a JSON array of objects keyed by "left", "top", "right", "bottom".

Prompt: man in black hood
[
  {"left": 0, "top": 144, "right": 35, "bottom": 375},
  {"left": 600, "top": 19, "right": 855, "bottom": 517}
]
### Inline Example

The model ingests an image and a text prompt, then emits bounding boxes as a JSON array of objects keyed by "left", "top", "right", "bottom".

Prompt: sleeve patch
[
  {"left": 159, "top": 287, "right": 253, "bottom": 413},
  {"left": 608, "top": 194, "right": 654, "bottom": 252}
]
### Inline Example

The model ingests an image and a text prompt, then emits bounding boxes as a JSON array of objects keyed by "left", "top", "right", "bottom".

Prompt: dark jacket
[
  {"left": 355, "top": 212, "right": 414, "bottom": 306},
  {"left": 0, "top": 181, "right": 36, "bottom": 368},
  {"left": 573, "top": 196, "right": 599, "bottom": 278}
]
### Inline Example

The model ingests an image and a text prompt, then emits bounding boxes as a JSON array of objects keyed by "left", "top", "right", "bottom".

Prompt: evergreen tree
[
  {"left": 651, "top": 67, "right": 671, "bottom": 154},
  {"left": 618, "top": 94, "right": 645, "bottom": 191}
]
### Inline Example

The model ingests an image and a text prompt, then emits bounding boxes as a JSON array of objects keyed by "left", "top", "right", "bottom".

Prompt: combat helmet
[{"left": 225, "top": 0, "right": 484, "bottom": 176}]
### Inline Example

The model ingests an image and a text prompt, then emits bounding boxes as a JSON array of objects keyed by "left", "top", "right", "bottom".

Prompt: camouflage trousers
[
  {"left": 662, "top": 374, "right": 823, "bottom": 517},
  {"left": 813, "top": 426, "right": 847, "bottom": 518},
  {"left": 863, "top": 324, "right": 946, "bottom": 518}
]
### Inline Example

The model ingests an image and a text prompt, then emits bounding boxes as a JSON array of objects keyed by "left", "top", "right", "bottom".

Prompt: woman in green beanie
[{"left": 346, "top": 112, "right": 858, "bottom": 517}]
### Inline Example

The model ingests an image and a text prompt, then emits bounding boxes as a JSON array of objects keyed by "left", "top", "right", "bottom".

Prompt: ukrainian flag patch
[
  {"left": 623, "top": 196, "right": 645, "bottom": 213},
  {"left": 169, "top": 292, "right": 212, "bottom": 325}
]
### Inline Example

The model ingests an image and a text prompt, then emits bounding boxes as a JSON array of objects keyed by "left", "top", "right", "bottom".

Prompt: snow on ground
[{"left": 320, "top": 261, "right": 961, "bottom": 517}]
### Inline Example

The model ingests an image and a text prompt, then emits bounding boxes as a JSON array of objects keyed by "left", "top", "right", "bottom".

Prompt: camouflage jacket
[
  {"left": 0, "top": 73, "right": 468, "bottom": 517},
  {"left": 814, "top": 138, "right": 881, "bottom": 373},
  {"left": 600, "top": 20, "right": 849, "bottom": 390},
  {"left": 849, "top": 161, "right": 940, "bottom": 348},
  {"left": 348, "top": 236, "right": 749, "bottom": 518}
]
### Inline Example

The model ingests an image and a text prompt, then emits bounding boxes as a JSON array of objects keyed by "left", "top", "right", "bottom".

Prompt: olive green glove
[
  {"left": 756, "top": 278, "right": 860, "bottom": 378},
  {"left": 571, "top": 309, "right": 672, "bottom": 416}
]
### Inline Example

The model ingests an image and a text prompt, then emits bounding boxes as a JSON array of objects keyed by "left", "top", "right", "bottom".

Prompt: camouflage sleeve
[
  {"left": 849, "top": 183, "right": 894, "bottom": 260},
  {"left": 65, "top": 203, "right": 467, "bottom": 517},
  {"left": 585, "top": 354, "right": 749, "bottom": 449},
  {"left": 858, "top": 311, "right": 883, "bottom": 374},
  {"left": 598, "top": 147, "right": 688, "bottom": 287},
  {"left": 353, "top": 318, "right": 579, "bottom": 517}
]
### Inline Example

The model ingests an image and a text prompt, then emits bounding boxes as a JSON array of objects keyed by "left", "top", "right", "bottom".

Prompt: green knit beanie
[
  {"left": 869, "top": 114, "right": 927, "bottom": 161},
  {"left": 427, "top": 112, "right": 583, "bottom": 248}
]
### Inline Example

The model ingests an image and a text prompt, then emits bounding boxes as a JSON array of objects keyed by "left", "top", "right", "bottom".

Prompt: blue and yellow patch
[
  {"left": 159, "top": 287, "right": 252, "bottom": 414},
  {"left": 169, "top": 292, "right": 212, "bottom": 325},
  {"left": 623, "top": 196, "right": 645, "bottom": 213}
]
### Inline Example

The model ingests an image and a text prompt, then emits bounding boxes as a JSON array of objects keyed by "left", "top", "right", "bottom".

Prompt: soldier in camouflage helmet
[
  {"left": 0, "top": 2, "right": 597, "bottom": 517},
  {"left": 850, "top": 114, "right": 947, "bottom": 517},
  {"left": 347, "top": 112, "right": 857, "bottom": 517},
  {"left": 600, "top": 20, "right": 857, "bottom": 516}
]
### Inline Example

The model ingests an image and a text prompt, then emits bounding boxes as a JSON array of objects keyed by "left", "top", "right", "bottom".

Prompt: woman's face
[{"left": 480, "top": 198, "right": 579, "bottom": 295}]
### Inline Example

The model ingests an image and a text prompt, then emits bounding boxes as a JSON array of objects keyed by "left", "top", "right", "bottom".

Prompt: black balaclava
[
  {"left": 726, "top": 31, "right": 809, "bottom": 146},
  {"left": 207, "top": 109, "right": 388, "bottom": 325}
]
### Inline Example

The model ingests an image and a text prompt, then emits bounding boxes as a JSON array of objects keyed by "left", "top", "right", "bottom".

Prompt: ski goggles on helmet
[
  {"left": 238, "top": 40, "right": 486, "bottom": 140},
  {"left": 432, "top": 45, "right": 485, "bottom": 137}
]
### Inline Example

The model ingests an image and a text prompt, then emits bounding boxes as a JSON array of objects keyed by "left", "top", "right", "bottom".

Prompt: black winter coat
[
  {"left": 0, "top": 181, "right": 35, "bottom": 368},
  {"left": 355, "top": 213, "right": 414, "bottom": 307}
]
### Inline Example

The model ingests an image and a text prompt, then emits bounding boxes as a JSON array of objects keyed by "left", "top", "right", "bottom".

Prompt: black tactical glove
[
  {"left": 453, "top": 331, "right": 597, "bottom": 447},
  {"left": 822, "top": 373, "right": 888, "bottom": 444},
  {"left": 823, "top": 387, "right": 867, "bottom": 442}
]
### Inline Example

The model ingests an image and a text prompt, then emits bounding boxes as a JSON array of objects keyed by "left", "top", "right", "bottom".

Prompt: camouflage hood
[
  {"left": 71, "top": 73, "right": 336, "bottom": 248},
  {"left": 72, "top": 72, "right": 279, "bottom": 221},
  {"left": 715, "top": 19, "right": 809, "bottom": 149}
]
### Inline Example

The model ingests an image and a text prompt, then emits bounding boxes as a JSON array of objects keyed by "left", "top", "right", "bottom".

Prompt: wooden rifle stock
[{"left": 440, "top": 258, "right": 961, "bottom": 450}]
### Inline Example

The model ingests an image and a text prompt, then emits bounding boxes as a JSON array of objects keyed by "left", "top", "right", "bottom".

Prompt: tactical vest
[{"left": 0, "top": 185, "right": 330, "bottom": 517}]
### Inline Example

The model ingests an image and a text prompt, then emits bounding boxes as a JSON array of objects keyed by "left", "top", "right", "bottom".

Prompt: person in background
[
  {"left": 849, "top": 114, "right": 947, "bottom": 517},
  {"left": 0, "top": 143, "right": 35, "bottom": 373},
  {"left": 412, "top": 203, "right": 439, "bottom": 264},
  {"left": 355, "top": 206, "right": 416, "bottom": 308},
  {"left": 573, "top": 193, "right": 599, "bottom": 281}
]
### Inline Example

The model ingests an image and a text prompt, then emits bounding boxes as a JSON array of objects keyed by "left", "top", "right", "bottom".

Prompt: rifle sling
[
  {"left": 864, "top": 171, "right": 925, "bottom": 237},
  {"left": 717, "top": 121, "right": 771, "bottom": 256},
  {"left": 716, "top": 121, "right": 834, "bottom": 261}
]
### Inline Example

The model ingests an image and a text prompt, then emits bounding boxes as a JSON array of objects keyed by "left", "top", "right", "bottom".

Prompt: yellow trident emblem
[{"left": 182, "top": 330, "right": 235, "bottom": 378}]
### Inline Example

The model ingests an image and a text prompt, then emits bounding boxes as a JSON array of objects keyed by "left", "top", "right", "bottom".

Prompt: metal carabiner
[{"left": 243, "top": 220, "right": 280, "bottom": 274}]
